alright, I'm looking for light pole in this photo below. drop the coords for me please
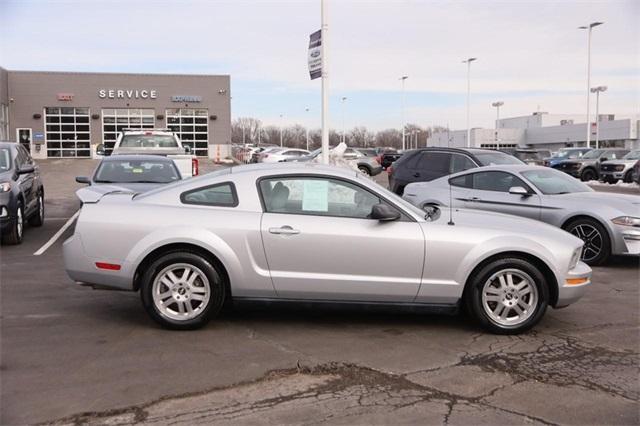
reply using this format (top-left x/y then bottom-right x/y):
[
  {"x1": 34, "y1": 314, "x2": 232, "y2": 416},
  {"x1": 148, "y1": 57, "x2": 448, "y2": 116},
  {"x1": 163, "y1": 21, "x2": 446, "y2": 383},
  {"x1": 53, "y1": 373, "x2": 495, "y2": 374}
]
[
  {"x1": 320, "y1": 0, "x2": 329, "y2": 164},
  {"x1": 341, "y1": 96, "x2": 347, "y2": 144},
  {"x1": 463, "y1": 58, "x2": 477, "y2": 148},
  {"x1": 492, "y1": 101, "x2": 503, "y2": 148},
  {"x1": 400, "y1": 76, "x2": 408, "y2": 150},
  {"x1": 590, "y1": 85, "x2": 607, "y2": 149},
  {"x1": 579, "y1": 22, "x2": 604, "y2": 148},
  {"x1": 305, "y1": 107, "x2": 310, "y2": 151},
  {"x1": 279, "y1": 113, "x2": 283, "y2": 147}
]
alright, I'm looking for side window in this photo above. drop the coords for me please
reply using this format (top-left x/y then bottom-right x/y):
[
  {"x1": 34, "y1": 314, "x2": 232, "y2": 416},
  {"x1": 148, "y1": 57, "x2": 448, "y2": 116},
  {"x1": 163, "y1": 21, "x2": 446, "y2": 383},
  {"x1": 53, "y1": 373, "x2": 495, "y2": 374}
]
[
  {"x1": 473, "y1": 171, "x2": 530, "y2": 193},
  {"x1": 451, "y1": 154, "x2": 476, "y2": 173},
  {"x1": 450, "y1": 174, "x2": 473, "y2": 188},
  {"x1": 260, "y1": 177, "x2": 383, "y2": 219},
  {"x1": 416, "y1": 152, "x2": 451, "y2": 174},
  {"x1": 180, "y1": 182, "x2": 238, "y2": 207}
]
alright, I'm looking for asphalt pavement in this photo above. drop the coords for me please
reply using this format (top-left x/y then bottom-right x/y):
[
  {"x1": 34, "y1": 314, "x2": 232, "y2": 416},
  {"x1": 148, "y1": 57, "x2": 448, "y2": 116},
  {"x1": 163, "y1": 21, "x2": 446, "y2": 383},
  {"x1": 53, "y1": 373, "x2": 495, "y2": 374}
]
[{"x1": 0, "y1": 159, "x2": 638, "y2": 425}]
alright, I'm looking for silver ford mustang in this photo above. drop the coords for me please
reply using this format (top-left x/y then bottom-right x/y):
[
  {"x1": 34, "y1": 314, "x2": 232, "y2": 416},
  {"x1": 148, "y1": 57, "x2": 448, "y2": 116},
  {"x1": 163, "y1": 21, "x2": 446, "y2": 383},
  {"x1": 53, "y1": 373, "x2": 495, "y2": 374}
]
[
  {"x1": 403, "y1": 165, "x2": 640, "y2": 265},
  {"x1": 63, "y1": 163, "x2": 591, "y2": 334}
]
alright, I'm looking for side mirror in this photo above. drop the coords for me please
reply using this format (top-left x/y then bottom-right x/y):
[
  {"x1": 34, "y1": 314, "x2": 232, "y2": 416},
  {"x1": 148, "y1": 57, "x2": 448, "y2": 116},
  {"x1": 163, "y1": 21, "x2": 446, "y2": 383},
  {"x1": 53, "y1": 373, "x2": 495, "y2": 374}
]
[
  {"x1": 75, "y1": 176, "x2": 91, "y2": 185},
  {"x1": 184, "y1": 145, "x2": 192, "y2": 154},
  {"x1": 370, "y1": 203, "x2": 401, "y2": 221},
  {"x1": 17, "y1": 165, "x2": 35, "y2": 175},
  {"x1": 96, "y1": 144, "x2": 105, "y2": 156},
  {"x1": 509, "y1": 186, "x2": 530, "y2": 196}
]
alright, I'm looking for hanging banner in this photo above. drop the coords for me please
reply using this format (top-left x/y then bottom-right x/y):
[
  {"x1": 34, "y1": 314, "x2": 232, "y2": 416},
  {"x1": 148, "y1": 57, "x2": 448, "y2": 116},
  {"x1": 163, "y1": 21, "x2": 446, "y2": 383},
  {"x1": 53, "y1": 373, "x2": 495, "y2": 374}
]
[{"x1": 308, "y1": 30, "x2": 322, "y2": 80}]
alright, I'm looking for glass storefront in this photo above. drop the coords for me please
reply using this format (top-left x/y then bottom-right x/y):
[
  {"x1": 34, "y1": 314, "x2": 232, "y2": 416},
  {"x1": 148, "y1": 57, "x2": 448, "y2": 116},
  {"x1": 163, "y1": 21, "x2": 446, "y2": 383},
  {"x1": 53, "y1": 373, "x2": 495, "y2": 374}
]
[
  {"x1": 102, "y1": 108, "x2": 155, "y2": 155},
  {"x1": 44, "y1": 107, "x2": 91, "y2": 158},
  {"x1": 166, "y1": 108, "x2": 209, "y2": 157}
]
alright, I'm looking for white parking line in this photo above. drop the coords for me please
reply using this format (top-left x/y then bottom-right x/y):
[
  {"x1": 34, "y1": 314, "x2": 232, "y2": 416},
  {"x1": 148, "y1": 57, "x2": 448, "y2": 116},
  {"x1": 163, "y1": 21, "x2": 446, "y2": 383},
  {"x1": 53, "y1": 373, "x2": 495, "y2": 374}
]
[{"x1": 33, "y1": 210, "x2": 80, "y2": 256}]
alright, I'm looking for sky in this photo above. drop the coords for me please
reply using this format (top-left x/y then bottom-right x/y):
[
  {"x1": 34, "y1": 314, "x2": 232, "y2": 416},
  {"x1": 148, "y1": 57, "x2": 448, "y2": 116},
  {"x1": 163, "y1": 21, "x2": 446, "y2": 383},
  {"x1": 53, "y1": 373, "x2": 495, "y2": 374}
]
[{"x1": 1, "y1": 0, "x2": 638, "y2": 131}]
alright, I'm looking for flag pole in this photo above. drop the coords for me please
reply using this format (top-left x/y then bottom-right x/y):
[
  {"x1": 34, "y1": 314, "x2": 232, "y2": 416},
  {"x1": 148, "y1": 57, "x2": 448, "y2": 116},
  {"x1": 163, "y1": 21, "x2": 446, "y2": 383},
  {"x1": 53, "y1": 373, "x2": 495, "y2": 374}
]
[{"x1": 321, "y1": 0, "x2": 329, "y2": 164}]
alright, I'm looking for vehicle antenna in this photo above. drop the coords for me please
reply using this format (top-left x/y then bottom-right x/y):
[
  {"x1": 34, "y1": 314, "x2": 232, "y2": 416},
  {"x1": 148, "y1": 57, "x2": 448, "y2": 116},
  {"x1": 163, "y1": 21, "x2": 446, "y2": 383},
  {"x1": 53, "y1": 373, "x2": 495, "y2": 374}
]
[{"x1": 447, "y1": 175, "x2": 455, "y2": 226}]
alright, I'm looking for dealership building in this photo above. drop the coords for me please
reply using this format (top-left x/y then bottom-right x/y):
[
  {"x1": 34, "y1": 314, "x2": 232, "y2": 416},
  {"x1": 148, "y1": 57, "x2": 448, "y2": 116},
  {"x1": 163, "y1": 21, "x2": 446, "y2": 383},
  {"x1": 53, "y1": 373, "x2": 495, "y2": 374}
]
[
  {"x1": 428, "y1": 112, "x2": 640, "y2": 151},
  {"x1": 0, "y1": 67, "x2": 231, "y2": 159}
]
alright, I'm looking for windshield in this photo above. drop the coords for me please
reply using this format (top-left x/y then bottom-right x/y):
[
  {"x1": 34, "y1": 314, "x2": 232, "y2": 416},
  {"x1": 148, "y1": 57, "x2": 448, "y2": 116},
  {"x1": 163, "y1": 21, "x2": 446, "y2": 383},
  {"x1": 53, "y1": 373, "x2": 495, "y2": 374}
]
[
  {"x1": 557, "y1": 149, "x2": 588, "y2": 159},
  {"x1": 95, "y1": 159, "x2": 181, "y2": 183},
  {"x1": 623, "y1": 150, "x2": 640, "y2": 160},
  {"x1": 522, "y1": 169, "x2": 592, "y2": 195},
  {"x1": 119, "y1": 134, "x2": 179, "y2": 148},
  {"x1": 0, "y1": 148, "x2": 11, "y2": 172},
  {"x1": 515, "y1": 151, "x2": 544, "y2": 161},
  {"x1": 474, "y1": 152, "x2": 524, "y2": 166},
  {"x1": 581, "y1": 149, "x2": 604, "y2": 159}
]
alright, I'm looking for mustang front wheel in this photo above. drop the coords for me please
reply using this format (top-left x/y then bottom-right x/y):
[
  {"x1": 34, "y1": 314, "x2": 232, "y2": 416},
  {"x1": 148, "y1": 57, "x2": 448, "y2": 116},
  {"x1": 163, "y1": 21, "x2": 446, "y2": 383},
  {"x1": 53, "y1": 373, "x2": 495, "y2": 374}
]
[
  {"x1": 465, "y1": 257, "x2": 548, "y2": 334},
  {"x1": 140, "y1": 251, "x2": 225, "y2": 330}
]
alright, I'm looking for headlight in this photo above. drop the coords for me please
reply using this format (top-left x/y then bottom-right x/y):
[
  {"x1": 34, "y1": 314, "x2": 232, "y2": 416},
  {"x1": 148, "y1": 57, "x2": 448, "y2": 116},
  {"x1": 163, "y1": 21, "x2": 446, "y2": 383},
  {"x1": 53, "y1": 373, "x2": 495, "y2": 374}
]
[
  {"x1": 569, "y1": 247, "x2": 581, "y2": 269},
  {"x1": 0, "y1": 182, "x2": 10, "y2": 193},
  {"x1": 612, "y1": 216, "x2": 640, "y2": 227}
]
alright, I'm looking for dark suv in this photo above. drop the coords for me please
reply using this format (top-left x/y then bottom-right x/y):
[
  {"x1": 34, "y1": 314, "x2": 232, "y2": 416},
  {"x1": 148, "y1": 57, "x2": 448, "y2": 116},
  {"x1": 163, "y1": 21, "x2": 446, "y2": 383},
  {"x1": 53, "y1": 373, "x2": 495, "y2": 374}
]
[
  {"x1": 553, "y1": 148, "x2": 629, "y2": 181},
  {"x1": 388, "y1": 148, "x2": 523, "y2": 195},
  {"x1": 0, "y1": 142, "x2": 45, "y2": 244}
]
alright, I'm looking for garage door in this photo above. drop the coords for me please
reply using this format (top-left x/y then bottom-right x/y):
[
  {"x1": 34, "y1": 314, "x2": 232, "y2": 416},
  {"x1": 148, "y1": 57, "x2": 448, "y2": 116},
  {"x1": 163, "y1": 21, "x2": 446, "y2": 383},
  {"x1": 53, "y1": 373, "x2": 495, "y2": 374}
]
[
  {"x1": 44, "y1": 107, "x2": 91, "y2": 158},
  {"x1": 166, "y1": 108, "x2": 209, "y2": 157},
  {"x1": 102, "y1": 109, "x2": 155, "y2": 155}
]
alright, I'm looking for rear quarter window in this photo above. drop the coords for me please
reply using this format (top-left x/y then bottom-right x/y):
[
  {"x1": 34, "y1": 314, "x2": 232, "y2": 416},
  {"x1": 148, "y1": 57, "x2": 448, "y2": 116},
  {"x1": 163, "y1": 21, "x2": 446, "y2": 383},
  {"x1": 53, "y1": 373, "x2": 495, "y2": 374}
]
[{"x1": 180, "y1": 182, "x2": 238, "y2": 207}]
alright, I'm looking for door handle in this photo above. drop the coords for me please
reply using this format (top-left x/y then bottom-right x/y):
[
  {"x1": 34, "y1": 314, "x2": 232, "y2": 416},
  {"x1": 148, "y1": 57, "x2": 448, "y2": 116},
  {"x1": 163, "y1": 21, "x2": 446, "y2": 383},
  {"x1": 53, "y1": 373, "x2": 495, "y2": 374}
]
[
  {"x1": 269, "y1": 226, "x2": 300, "y2": 235},
  {"x1": 413, "y1": 172, "x2": 421, "y2": 178},
  {"x1": 469, "y1": 196, "x2": 481, "y2": 202}
]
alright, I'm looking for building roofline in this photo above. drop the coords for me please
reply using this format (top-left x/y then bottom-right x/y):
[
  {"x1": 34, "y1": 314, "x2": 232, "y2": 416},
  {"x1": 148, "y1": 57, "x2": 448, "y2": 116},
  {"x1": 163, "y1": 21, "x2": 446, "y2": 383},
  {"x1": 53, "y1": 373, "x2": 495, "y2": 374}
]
[{"x1": 4, "y1": 69, "x2": 230, "y2": 78}]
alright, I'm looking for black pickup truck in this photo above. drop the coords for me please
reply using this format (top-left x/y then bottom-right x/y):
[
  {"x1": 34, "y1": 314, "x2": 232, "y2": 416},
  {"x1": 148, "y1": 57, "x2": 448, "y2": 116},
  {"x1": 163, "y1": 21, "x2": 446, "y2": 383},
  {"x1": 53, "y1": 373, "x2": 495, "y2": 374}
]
[{"x1": 378, "y1": 150, "x2": 403, "y2": 169}]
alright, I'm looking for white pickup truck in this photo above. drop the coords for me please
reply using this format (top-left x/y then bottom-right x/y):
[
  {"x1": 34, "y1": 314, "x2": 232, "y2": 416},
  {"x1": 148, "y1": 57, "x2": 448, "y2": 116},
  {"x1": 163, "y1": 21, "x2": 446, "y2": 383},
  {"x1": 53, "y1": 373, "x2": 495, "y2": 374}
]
[{"x1": 98, "y1": 129, "x2": 199, "y2": 178}]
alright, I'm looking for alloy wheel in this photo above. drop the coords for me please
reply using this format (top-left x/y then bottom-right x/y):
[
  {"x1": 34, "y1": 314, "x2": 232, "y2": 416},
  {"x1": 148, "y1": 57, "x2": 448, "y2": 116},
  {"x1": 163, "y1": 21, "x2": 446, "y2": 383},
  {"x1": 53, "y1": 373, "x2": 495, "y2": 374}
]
[
  {"x1": 481, "y1": 269, "x2": 539, "y2": 327},
  {"x1": 152, "y1": 263, "x2": 211, "y2": 321},
  {"x1": 570, "y1": 224, "x2": 602, "y2": 263}
]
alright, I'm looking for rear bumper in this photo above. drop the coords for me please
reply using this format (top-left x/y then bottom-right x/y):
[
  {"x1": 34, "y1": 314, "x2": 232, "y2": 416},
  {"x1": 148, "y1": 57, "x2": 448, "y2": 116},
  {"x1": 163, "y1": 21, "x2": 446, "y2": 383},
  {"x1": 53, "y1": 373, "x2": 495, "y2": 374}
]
[
  {"x1": 555, "y1": 261, "x2": 591, "y2": 308},
  {"x1": 63, "y1": 233, "x2": 134, "y2": 291}
]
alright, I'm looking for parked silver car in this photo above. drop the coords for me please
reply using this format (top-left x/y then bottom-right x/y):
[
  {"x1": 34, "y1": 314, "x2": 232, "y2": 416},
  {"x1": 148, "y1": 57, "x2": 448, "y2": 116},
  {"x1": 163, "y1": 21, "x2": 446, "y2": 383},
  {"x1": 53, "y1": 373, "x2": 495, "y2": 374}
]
[
  {"x1": 600, "y1": 150, "x2": 640, "y2": 183},
  {"x1": 403, "y1": 165, "x2": 640, "y2": 265},
  {"x1": 75, "y1": 155, "x2": 183, "y2": 193},
  {"x1": 64, "y1": 163, "x2": 590, "y2": 334}
]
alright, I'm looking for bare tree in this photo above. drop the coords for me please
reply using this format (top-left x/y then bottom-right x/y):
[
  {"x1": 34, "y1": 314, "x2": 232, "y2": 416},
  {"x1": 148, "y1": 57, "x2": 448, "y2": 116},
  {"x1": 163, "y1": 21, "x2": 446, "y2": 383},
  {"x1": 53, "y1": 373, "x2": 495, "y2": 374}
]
[
  {"x1": 231, "y1": 117, "x2": 262, "y2": 144},
  {"x1": 349, "y1": 126, "x2": 375, "y2": 147},
  {"x1": 375, "y1": 129, "x2": 402, "y2": 149}
]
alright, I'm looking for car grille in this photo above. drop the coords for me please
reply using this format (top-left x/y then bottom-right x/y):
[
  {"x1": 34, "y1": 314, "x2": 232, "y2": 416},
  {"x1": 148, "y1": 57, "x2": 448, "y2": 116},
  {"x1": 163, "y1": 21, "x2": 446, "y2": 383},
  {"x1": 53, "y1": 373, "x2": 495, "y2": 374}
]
[{"x1": 601, "y1": 164, "x2": 614, "y2": 171}]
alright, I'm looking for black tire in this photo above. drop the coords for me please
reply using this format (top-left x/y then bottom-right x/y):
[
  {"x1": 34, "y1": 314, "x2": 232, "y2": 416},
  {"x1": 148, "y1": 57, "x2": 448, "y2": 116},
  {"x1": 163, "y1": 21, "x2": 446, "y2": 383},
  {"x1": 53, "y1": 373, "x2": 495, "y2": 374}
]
[
  {"x1": 140, "y1": 251, "x2": 226, "y2": 330},
  {"x1": 1, "y1": 201, "x2": 24, "y2": 245},
  {"x1": 358, "y1": 165, "x2": 371, "y2": 176},
  {"x1": 581, "y1": 168, "x2": 597, "y2": 182},
  {"x1": 563, "y1": 217, "x2": 611, "y2": 266},
  {"x1": 28, "y1": 192, "x2": 45, "y2": 227},
  {"x1": 623, "y1": 170, "x2": 633, "y2": 183},
  {"x1": 464, "y1": 257, "x2": 549, "y2": 335}
]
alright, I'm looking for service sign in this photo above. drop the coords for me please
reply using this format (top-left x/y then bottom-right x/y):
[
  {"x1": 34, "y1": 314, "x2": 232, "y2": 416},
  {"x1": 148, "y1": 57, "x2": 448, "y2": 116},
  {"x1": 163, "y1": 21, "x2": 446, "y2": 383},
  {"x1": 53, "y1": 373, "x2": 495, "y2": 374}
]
[
  {"x1": 98, "y1": 89, "x2": 158, "y2": 99},
  {"x1": 308, "y1": 30, "x2": 322, "y2": 80}
]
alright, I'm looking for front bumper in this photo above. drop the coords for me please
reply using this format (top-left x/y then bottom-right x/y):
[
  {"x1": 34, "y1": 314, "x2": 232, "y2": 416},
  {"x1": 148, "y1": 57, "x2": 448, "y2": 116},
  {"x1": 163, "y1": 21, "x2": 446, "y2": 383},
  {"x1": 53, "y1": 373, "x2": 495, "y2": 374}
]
[
  {"x1": 600, "y1": 171, "x2": 624, "y2": 180},
  {"x1": 555, "y1": 261, "x2": 592, "y2": 308}
]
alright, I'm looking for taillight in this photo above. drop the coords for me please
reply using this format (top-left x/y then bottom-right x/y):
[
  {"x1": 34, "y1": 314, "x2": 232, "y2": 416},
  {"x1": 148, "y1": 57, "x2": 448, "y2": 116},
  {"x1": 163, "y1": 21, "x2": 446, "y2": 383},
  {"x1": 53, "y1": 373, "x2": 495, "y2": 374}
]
[{"x1": 192, "y1": 158, "x2": 199, "y2": 176}]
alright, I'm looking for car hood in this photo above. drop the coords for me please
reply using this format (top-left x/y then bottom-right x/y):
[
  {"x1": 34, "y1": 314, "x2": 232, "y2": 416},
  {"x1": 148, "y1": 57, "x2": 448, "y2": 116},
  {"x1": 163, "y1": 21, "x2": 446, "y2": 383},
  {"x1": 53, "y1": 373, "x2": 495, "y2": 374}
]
[
  {"x1": 549, "y1": 191, "x2": 640, "y2": 212},
  {"x1": 92, "y1": 182, "x2": 167, "y2": 193},
  {"x1": 0, "y1": 170, "x2": 13, "y2": 182},
  {"x1": 601, "y1": 159, "x2": 637, "y2": 166},
  {"x1": 434, "y1": 207, "x2": 582, "y2": 247}
]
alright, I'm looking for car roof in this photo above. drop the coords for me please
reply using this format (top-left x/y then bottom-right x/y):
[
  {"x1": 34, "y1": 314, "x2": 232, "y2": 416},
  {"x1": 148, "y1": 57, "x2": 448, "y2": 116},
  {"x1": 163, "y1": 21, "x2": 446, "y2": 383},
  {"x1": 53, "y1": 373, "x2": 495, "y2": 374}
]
[
  {"x1": 411, "y1": 147, "x2": 511, "y2": 155},
  {"x1": 449, "y1": 164, "x2": 547, "y2": 175},
  {"x1": 0, "y1": 142, "x2": 18, "y2": 150},
  {"x1": 102, "y1": 154, "x2": 175, "y2": 162},
  {"x1": 228, "y1": 162, "x2": 357, "y2": 177}
]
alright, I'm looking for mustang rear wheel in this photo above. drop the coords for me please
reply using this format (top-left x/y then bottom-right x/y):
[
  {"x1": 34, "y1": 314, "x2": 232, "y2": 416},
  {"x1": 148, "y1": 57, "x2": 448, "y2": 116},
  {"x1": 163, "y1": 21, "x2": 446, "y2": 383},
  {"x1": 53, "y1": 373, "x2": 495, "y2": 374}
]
[
  {"x1": 140, "y1": 251, "x2": 225, "y2": 330},
  {"x1": 464, "y1": 257, "x2": 548, "y2": 335}
]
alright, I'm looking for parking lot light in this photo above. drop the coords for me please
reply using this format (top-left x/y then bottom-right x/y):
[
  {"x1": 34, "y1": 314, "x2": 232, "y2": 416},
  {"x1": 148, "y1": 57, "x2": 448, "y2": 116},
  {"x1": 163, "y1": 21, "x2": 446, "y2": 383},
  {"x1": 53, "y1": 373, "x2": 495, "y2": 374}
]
[
  {"x1": 590, "y1": 85, "x2": 607, "y2": 149},
  {"x1": 579, "y1": 22, "x2": 604, "y2": 148},
  {"x1": 463, "y1": 58, "x2": 477, "y2": 148}
]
